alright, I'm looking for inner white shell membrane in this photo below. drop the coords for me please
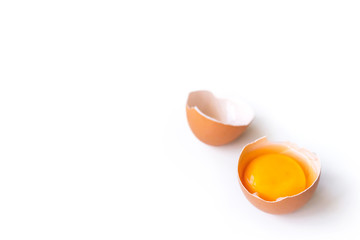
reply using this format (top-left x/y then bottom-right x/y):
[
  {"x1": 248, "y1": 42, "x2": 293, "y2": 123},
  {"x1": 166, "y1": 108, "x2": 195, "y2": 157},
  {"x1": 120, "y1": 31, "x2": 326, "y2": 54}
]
[{"x1": 187, "y1": 90, "x2": 255, "y2": 126}]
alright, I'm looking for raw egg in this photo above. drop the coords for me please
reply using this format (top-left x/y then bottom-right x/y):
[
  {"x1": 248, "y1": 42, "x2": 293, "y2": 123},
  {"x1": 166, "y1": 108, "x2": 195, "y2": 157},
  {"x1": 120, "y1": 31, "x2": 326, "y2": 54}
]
[
  {"x1": 186, "y1": 90, "x2": 254, "y2": 146},
  {"x1": 238, "y1": 137, "x2": 321, "y2": 214}
]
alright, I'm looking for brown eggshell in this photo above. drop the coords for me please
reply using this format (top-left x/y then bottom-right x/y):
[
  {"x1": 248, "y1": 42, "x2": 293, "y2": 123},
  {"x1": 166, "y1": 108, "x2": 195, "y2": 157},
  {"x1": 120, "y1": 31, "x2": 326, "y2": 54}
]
[
  {"x1": 237, "y1": 137, "x2": 321, "y2": 214},
  {"x1": 186, "y1": 90, "x2": 254, "y2": 146}
]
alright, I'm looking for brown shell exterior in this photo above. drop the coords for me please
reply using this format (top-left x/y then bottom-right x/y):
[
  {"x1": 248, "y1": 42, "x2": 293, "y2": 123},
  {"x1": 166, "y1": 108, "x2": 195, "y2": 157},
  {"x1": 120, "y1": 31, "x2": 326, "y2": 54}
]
[
  {"x1": 186, "y1": 106, "x2": 248, "y2": 146},
  {"x1": 239, "y1": 174, "x2": 320, "y2": 214}
]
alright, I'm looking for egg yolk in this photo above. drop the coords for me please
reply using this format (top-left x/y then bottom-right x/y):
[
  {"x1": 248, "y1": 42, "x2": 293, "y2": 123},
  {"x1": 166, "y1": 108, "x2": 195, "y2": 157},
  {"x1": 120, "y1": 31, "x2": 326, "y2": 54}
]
[{"x1": 243, "y1": 153, "x2": 306, "y2": 201}]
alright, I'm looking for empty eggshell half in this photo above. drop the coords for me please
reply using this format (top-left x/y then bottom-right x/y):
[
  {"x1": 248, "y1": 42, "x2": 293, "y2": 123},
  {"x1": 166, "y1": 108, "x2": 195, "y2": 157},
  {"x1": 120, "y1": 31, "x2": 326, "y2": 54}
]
[
  {"x1": 186, "y1": 90, "x2": 255, "y2": 146},
  {"x1": 238, "y1": 137, "x2": 321, "y2": 214}
]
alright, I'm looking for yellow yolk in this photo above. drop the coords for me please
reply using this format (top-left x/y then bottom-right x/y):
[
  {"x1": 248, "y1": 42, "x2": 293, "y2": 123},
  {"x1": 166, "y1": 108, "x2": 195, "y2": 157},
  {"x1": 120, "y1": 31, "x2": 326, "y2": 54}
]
[{"x1": 243, "y1": 153, "x2": 306, "y2": 201}]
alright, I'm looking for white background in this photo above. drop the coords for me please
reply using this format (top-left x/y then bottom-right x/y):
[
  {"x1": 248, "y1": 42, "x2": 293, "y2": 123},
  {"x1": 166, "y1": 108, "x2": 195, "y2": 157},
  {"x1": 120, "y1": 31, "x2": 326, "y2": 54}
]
[{"x1": 0, "y1": 0, "x2": 359, "y2": 239}]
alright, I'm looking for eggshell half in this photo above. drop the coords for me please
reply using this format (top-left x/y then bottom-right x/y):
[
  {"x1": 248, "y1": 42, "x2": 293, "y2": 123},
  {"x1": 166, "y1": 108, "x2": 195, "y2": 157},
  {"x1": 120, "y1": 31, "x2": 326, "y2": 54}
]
[
  {"x1": 237, "y1": 137, "x2": 321, "y2": 214},
  {"x1": 186, "y1": 90, "x2": 254, "y2": 146}
]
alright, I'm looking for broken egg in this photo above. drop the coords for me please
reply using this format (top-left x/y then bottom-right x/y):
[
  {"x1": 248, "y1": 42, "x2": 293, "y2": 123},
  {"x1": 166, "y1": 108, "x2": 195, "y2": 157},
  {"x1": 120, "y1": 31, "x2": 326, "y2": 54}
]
[
  {"x1": 238, "y1": 137, "x2": 321, "y2": 214},
  {"x1": 186, "y1": 90, "x2": 254, "y2": 146}
]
